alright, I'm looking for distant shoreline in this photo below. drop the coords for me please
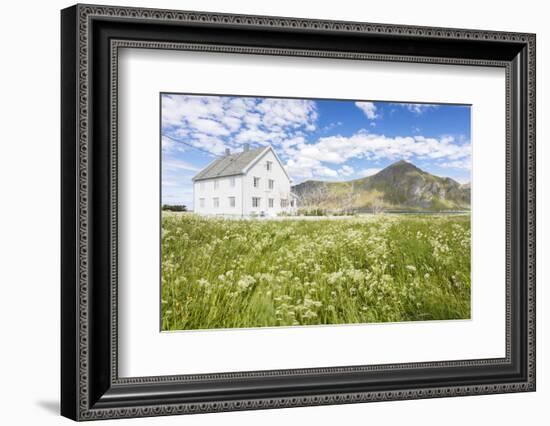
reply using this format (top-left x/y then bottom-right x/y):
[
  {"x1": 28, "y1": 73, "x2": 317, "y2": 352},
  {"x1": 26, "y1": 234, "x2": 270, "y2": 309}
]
[
  {"x1": 162, "y1": 211, "x2": 471, "y2": 221},
  {"x1": 382, "y1": 210, "x2": 470, "y2": 215}
]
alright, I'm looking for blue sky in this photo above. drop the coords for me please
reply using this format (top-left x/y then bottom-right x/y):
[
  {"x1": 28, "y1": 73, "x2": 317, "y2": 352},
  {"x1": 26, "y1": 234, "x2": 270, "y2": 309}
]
[{"x1": 161, "y1": 94, "x2": 471, "y2": 208}]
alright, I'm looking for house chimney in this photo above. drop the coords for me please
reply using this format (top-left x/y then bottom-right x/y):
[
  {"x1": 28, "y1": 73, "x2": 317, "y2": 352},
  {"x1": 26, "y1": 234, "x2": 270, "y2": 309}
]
[
  {"x1": 225, "y1": 148, "x2": 231, "y2": 156},
  {"x1": 243, "y1": 143, "x2": 250, "y2": 152}
]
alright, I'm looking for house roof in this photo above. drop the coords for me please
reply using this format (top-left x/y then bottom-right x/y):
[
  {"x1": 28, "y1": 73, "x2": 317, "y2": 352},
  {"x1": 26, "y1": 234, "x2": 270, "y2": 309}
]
[{"x1": 192, "y1": 146, "x2": 269, "y2": 181}]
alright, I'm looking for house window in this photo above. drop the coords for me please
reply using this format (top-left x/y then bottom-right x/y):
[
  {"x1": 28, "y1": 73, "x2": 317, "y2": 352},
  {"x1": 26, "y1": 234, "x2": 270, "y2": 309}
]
[
  {"x1": 229, "y1": 197, "x2": 236, "y2": 208},
  {"x1": 290, "y1": 199, "x2": 295, "y2": 207},
  {"x1": 213, "y1": 197, "x2": 219, "y2": 208},
  {"x1": 199, "y1": 198, "x2": 205, "y2": 208},
  {"x1": 200, "y1": 182, "x2": 205, "y2": 190},
  {"x1": 253, "y1": 177, "x2": 260, "y2": 188},
  {"x1": 230, "y1": 177, "x2": 236, "y2": 187},
  {"x1": 252, "y1": 197, "x2": 261, "y2": 208},
  {"x1": 268, "y1": 198, "x2": 274, "y2": 208},
  {"x1": 266, "y1": 161, "x2": 273, "y2": 171},
  {"x1": 214, "y1": 179, "x2": 220, "y2": 190},
  {"x1": 268, "y1": 179, "x2": 274, "y2": 190},
  {"x1": 280, "y1": 199, "x2": 289, "y2": 208}
]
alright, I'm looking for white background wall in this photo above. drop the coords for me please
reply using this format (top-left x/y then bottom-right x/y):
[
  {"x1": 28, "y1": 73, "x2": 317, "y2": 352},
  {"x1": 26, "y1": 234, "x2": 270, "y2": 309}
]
[{"x1": 0, "y1": 0, "x2": 547, "y2": 424}]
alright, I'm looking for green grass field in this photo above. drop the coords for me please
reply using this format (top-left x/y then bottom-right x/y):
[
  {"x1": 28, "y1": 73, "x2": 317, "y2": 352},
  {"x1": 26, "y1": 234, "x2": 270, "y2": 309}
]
[{"x1": 161, "y1": 213, "x2": 471, "y2": 331}]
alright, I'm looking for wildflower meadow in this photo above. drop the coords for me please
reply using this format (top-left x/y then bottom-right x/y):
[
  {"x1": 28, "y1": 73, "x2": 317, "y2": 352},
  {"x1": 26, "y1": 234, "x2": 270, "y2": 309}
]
[{"x1": 161, "y1": 213, "x2": 471, "y2": 331}]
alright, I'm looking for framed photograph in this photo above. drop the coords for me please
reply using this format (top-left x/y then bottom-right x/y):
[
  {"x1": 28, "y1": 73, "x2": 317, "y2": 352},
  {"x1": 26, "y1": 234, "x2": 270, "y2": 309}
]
[{"x1": 61, "y1": 4, "x2": 536, "y2": 421}]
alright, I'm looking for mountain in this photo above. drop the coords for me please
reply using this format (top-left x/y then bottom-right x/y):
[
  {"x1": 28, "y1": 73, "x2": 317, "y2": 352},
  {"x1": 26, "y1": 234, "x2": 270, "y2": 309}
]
[{"x1": 291, "y1": 160, "x2": 470, "y2": 213}]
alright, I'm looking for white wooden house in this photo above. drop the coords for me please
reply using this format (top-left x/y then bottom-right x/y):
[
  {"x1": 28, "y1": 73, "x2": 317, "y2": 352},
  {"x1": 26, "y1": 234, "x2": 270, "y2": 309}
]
[{"x1": 192, "y1": 144, "x2": 298, "y2": 217}]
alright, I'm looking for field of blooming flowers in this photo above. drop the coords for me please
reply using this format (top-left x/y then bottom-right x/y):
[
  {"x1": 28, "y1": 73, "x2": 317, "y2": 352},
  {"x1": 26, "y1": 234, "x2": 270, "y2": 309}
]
[{"x1": 161, "y1": 213, "x2": 471, "y2": 331}]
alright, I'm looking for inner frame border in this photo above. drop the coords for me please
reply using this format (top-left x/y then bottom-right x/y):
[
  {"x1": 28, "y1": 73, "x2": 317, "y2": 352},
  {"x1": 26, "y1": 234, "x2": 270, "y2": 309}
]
[{"x1": 111, "y1": 40, "x2": 511, "y2": 384}]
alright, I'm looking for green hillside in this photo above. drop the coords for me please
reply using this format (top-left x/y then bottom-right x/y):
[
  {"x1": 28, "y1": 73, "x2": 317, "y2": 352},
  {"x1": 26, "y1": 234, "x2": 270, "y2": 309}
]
[{"x1": 292, "y1": 160, "x2": 470, "y2": 213}]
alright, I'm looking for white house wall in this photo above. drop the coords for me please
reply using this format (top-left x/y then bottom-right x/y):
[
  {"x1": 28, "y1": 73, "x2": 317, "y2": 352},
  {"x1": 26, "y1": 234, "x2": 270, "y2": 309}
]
[
  {"x1": 242, "y1": 149, "x2": 295, "y2": 217},
  {"x1": 193, "y1": 175, "x2": 243, "y2": 216}
]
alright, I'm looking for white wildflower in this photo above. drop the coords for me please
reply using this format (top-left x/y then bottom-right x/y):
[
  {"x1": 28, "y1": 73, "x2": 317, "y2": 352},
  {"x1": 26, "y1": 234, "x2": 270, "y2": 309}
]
[
  {"x1": 197, "y1": 278, "x2": 210, "y2": 288},
  {"x1": 237, "y1": 275, "x2": 256, "y2": 291}
]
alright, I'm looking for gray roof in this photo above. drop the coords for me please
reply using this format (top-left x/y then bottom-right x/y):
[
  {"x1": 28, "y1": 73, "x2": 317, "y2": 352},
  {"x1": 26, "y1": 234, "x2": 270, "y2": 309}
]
[{"x1": 192, "y1": 147, "x2": 267, "y2": 181}]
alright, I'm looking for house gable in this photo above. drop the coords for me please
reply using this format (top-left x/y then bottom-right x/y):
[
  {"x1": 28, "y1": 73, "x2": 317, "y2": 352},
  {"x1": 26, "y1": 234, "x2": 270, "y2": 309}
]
[{"x1": 242, "y1": 146, "x2": 291, "y2": 183}]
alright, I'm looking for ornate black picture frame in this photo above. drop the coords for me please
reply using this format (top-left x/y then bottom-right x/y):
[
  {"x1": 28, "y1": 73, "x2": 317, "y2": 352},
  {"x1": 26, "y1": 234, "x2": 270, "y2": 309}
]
[{"x1": 61, "y1": 4, "x2": 536, "y2": 421}]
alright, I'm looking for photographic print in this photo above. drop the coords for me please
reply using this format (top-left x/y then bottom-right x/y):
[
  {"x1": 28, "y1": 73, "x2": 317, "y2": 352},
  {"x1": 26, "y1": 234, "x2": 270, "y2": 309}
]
[{"x1": 161, "y1": 93, "x2": 471, "y2": 331}]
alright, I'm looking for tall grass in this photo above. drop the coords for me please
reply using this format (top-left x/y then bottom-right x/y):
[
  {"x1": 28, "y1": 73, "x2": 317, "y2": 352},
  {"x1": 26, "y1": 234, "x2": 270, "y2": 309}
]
[{"x1": 161, "y1": 213, "x2": 471, "y2": 331}]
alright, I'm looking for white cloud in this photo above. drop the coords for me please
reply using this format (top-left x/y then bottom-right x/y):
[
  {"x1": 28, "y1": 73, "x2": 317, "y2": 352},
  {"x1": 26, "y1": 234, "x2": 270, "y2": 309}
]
[
  {"x1": 359, "y1": 167, "x2": 382, "y2": 177},
  {"x1": 282, "y1": 130, "x2": 471, "y2": 182},
  {"x1": 322, "y1": 122, "x2": 342, "y2": 132},
  {"x1": 162, "y1": 95, "x2": 224, "y2": 126},
  {"x1": 163, "y1": 159, "x2": 201, "y2": 172},
  {"x1": 355, "y1": 101, "x2": 378, "y2": 119},
  {"x1": 243, "y1": 113, "x2": 261, "y2": 127},
  {"x1": 161, "y1": 136, "x2": 175, "y2": 151},
  {"x1": 401, "y1": 103, "x2": 439, "y2": 115},
  {"x1": 316, "y1": 167, "x2": 339, "y2": 178},
  {"x1": 255, "y1": 98, "x2": 318, "y2": 129},
  {"x1": 338, "y1": 165, "x2": 355, "y2": 177},
  {"x1": 190, "y1": 117, "x2": 231, "y2": 136},
  {"x1": 300, "y1": 131, "x2": 470, "y2": 165},
  {"x1": 281, "y1": 136, "x2": 306, "y2": 150},
  {"x1": 162, "y1": 94, "x2": 318, "y2": 155},
  {"x1": 285, "y1": 157, "x2": 338, "y2": 181},
  {"x1": 235, "y1": 128, "x2": 287, "y2": 145},
  {"x1": 439, "y1": 159, "x2": 471, "y2": 169},
  {"x1": 299, "y1": 144, "x2": 346, "y2": 164},
  {"x1": 221, "y1": 115, "x2": 242, "y2": 132},
  {"x1": 358, "y1": 168, "x2": 382, "y2": 177}
]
